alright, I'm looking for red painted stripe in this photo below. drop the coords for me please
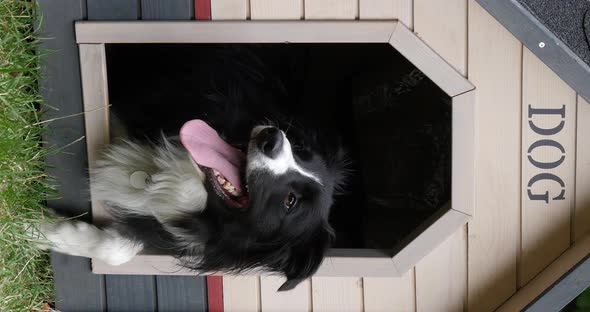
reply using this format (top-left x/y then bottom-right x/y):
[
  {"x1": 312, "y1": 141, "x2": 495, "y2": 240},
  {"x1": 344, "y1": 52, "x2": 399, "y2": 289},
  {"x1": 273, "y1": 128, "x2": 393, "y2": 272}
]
[
  {"x1": 195, "y1": 0, "x2": 211, "y2": 20},
  {"x1": 207, "y1": 276, "x2": 224, "y2": 312}
]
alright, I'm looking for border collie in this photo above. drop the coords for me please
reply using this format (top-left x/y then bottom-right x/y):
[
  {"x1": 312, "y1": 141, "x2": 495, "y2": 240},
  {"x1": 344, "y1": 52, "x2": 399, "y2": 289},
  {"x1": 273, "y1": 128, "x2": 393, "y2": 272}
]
[{"x1": 37, "y1": 45, "x2": 348, "y2": 291}]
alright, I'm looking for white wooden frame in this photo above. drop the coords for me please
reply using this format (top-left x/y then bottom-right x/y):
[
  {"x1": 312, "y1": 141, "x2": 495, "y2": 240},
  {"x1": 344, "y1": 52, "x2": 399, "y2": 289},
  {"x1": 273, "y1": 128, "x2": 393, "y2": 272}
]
[{"x1": 76, "y1": 20, "x2": 475, "y2": 277}]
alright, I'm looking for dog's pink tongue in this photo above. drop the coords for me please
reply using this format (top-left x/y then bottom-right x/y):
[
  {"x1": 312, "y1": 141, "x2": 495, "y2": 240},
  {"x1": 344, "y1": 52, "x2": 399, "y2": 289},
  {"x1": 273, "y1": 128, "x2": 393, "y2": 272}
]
[{"x1": 180, "y1": 120, "x2": 245, "y2": 192}]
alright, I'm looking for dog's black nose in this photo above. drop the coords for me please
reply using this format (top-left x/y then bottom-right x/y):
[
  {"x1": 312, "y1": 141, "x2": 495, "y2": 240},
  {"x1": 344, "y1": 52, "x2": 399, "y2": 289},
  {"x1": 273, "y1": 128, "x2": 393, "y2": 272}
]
[{"x1": 257, "y1": 127, "x2": 283, "y2": 158}]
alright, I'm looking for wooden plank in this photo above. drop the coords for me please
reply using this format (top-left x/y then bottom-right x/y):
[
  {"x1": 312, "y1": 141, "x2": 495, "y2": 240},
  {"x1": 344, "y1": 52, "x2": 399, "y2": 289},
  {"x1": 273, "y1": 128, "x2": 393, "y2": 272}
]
[
  {"x1": 525, "y1": 255, "x2": 590, "y2": 312},
  {"x1": 467, "y1": 1, "x2": 522, "y2": 310},
  {"x1": 79, "y1": 44, "x2": 111, "y2": 223},
  {"x1": 207, "y1": 276, "x2": 224, "y2": 312},
  {"x1": 415, "y1": 229, "x2": 467, "y2": 312},
  {"x1": 250, "y1": 0, "x2": 303, "y2": 19},
  {"x1": 414, "y1": 0, "x2": 467, "y2": 75},
  {"x1": 51, "y1": 254, "x2": 106, "y2": 311},
  {"x1": 156, "y1": 276, "x2": 207, "y2": 311},
  {"x1": 391, "y1": 207, "x2": 469, "y2": 274},
  {"x1": 223, "y1": 276, "x2": 261, "y2": 312},
  {"x1": 389, "y1": 22, "x2": 474, "y2": 97},
  {"x1": 520, "y1": 47, "x2": 577, "y2": 286},
  {"x1": 196, "y1": 0, "x2": 212, "y2": 19},
  {"x1": 75, "y1": 21, "x2": 396, "y2": 44},
  {"x1": 141, "y1": 0, "x2": 193, "y2": 19},
  {"x1": 311, "y1": 277, "x2": 363, "y2": 312},
  {"x1": 260, "y1": 277, "x2": 311, "y2": 311},
  {"x1": 304, "y1": 0, "x2": 357, "y2": 19},
  {"x1": 359, "y1": 0, "x2": 412, "y2": 28},
  {"x1": 87, "y1": 0, "x2": 140, "y2": 20},
  {"x1": 413, "y1": 2, "x2": 469, "y2": 310},
  {"x1": 105, "y1": 275, "x2": 157, "y2": 310},
  {"x1": 496, "y1": 232, "x2": 590, "y2": 312},
  {"x1": 575, "y1": 95, "x2": 590, "y2": 241},
  {"x1": 363, "y1": 271, "x2": 416, "y2": 312},
  {"x1": 211, "y1": 0, "x2": 248, "y2": 19}
]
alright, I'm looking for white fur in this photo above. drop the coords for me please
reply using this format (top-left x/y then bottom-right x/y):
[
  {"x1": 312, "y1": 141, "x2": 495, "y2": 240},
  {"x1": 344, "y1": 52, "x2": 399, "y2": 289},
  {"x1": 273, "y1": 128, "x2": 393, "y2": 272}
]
[
  {"x1": 247, "y1": 126, "x2": 322, "y2": 184},
  {"x1": 38, "y1": 221, "x2": 143, "y2": 265},
  {"x1": 91, "y1": 138, "x2": 208, "y2": 223}
]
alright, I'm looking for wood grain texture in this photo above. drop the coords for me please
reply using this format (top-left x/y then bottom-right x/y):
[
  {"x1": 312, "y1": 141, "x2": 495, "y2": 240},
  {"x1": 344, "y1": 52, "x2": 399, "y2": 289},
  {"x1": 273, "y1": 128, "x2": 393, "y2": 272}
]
[
  {"x1": 413, "y1": 3, "x2": 469, "y2": 309},
  {"x1": 75, "y1": 21, "x2": 395, "y2": 44},
  {"x1": 359, "y1": 0, "x2": 412, "y2": 28},
  {"x1": 389, "y1": 22, "x2": 474, "y2": 97},
  {"x1": 415, "y1": 229, "x2": 467, "y2": 312},
  {"x1": 141, "y1": 0, "x2": 193, "y2": 19},
  {"x1": 520, "y1": 47, "x2": 577, "y2": 286},
  {"x1": 105, "y1": 275, "x2": 157, "y2": 311},
  {"x1": 311, "y1": 277, "x2": 363, "y2": 312},
  {"x1": 363, "y1": 271, "x2": 416, "y2": 312},
  {"x1": 79, "y1": 44, "x2": 111, "y2": 223},
  {"x1": 223, "y1": 276, "x2": 261, "y2": 312},
  {"x1": 208, "y1": 276, "x2": 224, "y2": 312},
  {"x1": 467, "y1": 1, "x2": 522, "y2": 310},
  {"x1": 211, "y1": 0, "x2": 248, "y2": 19},
  {"x1": 496, "y1": 232, "x2": 590, "y2": 312},
  {"x1": 156, "y1": 276, "x2": 207, "y2": 311},
  {"x1": 51, "y1": 254, "x2": 106, "y2": 311},
  {"x1": 414, "y1": 0, "x2": 467, "y2": 75},
  {"x1": 575, "y1": 95, "x2": 590, "y2": 241},
  {"x1": 260, "y1": 277, "x2": 311, "y2": 312},
  {"x1": 304, "y1": 0, "x2": 358, "y2": 19},
  {"x1": 250, "y1": 0, "x2": 303, "y2": 19},
  {"x1": 87, "y1": 0, "x2": 140, "y2": 19}
]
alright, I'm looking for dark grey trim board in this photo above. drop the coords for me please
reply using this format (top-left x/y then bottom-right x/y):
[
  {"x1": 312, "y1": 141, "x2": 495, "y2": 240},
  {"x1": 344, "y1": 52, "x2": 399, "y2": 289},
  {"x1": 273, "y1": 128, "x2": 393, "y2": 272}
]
[
  {"x1": 38, "y1": 0, "x2": 108, "y2": 309},
  {"x1": 475, "y1": 0, "x2": 590, "y2": 103},
  {"x1": 524, "y1": 255, "x2": 590, "y2": 312}
]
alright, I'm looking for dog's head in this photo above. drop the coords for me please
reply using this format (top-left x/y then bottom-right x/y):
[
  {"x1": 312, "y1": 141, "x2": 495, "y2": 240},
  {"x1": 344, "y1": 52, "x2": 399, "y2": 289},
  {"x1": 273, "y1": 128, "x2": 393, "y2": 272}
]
[
  {"x1": 180, "y1": 120, "x2": 346, "y2": 290},
  {"x1": 243, "y1": 125, "x2": 346, "y2": 290}
]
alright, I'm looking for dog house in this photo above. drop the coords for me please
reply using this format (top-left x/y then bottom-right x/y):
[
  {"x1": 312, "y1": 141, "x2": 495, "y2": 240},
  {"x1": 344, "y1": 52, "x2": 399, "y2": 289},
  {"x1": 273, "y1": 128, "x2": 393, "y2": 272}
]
[{"x1": 76, "y1": 21, "x2": 475, "y2": 278}]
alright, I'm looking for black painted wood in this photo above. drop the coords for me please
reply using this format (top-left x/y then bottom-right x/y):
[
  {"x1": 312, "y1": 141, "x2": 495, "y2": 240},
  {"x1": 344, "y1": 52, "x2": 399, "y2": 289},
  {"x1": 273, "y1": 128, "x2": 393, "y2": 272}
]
[
  {"x1": 476, "y1": 0, "x2": 590, "y2": 103},
  {"x1": 141, "y1": 0, "x2": 193, "y2": 20},
  {"x1": 38, "y1": 0, "x2": 108, "y2": 309},
  {"x1": 51, "y1": 254, "x2": 107, "y2": 311},
  {"x1": 106, "y1": 275, "x2": 157, "y2": 311},
  {"x1": 156, "y1": 276, "x2": 208, "y2": 311},
  {"x1": 525, "y1": 255, "x2": 590, "y2": 312},
  {"x1": 87, "y1": 0, "x2": 140, "y2": 20}
]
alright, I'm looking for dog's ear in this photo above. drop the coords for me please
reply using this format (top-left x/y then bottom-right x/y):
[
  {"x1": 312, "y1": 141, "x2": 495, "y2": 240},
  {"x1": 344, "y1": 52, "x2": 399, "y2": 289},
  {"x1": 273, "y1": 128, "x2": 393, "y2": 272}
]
[
  {"x1": 277, "y1": 221, "x2": 335, "y2": 292},
  {"x1": 328, "y1": 146, "x2": 351, "y2": 195}
]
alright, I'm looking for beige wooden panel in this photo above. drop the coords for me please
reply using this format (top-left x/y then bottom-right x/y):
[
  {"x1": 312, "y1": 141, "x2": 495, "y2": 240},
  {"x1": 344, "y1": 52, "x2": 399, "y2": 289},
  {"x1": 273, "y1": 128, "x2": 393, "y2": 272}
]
[
  {"x1": 312, "y1": 277, "x2": 363, "y2": 312},
  {"x1": 211, "y1": 0, "x2": 248, "y2": 19},
  {"x1": 250, "y1": 0, "x2": 302, "y2": 19},
  {"x1": 415, "y1": 228, "x2": 466, "y2": 312},
  {"x1": 467, "y1": 1, "x2": 522, "y2": 310},
  {"x1": 79, "y1": 44, "x2": 110, "y2": 223},
  {"x1": 75, "y1": 21, "x2": 395, "y2": 44},
  {"x1": 520, "y1": 48, "x2": 577, "y2": 286},
  {"x1": 497, "y1": 232, "x2": 590, "y2": 312},
  {"x1": 260, "y1": 277, "x2": 311, "y2": 312},
  {"x1": 414, "y1": 0, "x2": 466, "y2": 75},
  {"x1": 223, "y1": 276, "x2": 261, "y2": 312},
  {"x1": 389, "y1": 23, "x2": 474, "y2": 97},
  {"x1": 363, "y1": 270, "x2": 416, "y2": 312},
  {"x1": 576, "y1": 95, "x2": 590, "y2": 241},
  {"x1": 305, "y1": 0, "x2": 357, "y2": 19},
  {"x1": 413, "y1": 3, "x2": 468, "y2": 309},
  {"x1": 359, "y1": 0, "x2": 412, "y2": 28}
]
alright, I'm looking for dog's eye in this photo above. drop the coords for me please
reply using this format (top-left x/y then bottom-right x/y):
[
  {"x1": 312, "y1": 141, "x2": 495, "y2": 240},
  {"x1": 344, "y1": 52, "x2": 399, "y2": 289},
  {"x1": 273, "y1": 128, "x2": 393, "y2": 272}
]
[{"x1": 284, "y1": 192, "x2": 297, "y2": 209}]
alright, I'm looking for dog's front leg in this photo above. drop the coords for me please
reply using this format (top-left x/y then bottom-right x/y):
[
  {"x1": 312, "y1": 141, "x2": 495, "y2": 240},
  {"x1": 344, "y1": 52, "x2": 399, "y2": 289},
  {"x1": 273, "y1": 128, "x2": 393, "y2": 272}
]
[{"x1": 35, "y1": 221, "x2": 143, "y2": 265}]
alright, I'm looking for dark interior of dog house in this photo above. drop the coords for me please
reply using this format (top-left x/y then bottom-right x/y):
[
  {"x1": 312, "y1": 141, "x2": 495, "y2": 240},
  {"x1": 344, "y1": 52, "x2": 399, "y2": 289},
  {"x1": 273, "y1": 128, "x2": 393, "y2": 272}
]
[{"x1": 105, "y1": 43, "x2": 452, "y2": 250}]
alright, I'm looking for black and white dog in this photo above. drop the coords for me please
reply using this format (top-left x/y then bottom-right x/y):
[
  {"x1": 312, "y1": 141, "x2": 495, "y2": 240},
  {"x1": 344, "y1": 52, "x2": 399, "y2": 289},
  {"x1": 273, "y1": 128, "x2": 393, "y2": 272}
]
[{"x1": 38, "y1": 45, "x2": 348, "y2": 291}]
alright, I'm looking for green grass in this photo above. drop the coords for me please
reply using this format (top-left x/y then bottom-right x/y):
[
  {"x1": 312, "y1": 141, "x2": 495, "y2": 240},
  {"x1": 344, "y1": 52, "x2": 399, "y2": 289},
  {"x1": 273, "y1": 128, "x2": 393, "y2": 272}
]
[{"x1": 0, "y1": 0, "x2": 55, "y2": 310}]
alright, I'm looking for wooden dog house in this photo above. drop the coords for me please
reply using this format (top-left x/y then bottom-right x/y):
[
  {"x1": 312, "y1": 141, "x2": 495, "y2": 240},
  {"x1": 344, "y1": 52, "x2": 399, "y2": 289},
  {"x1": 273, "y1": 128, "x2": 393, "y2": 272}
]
[
  {"x1": 78, "y1": 20, "x2": 475, "y2": 278},
  {"x1": 41, "y1": 0, "x2": 590, "y2": 310}
]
